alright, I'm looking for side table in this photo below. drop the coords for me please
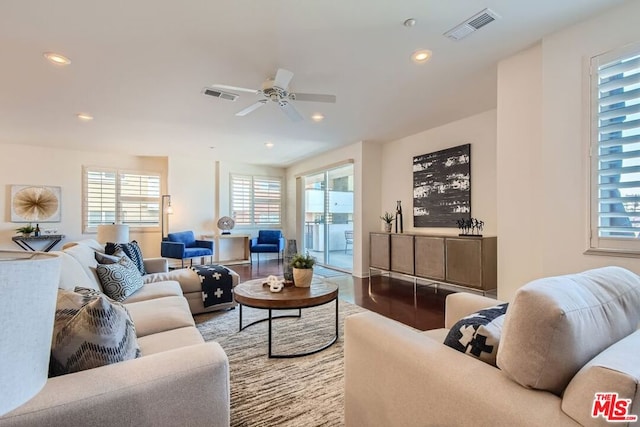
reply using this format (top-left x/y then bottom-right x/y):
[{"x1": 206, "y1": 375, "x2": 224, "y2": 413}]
[{"x1": 11, "y1": 235, "x2": 65, "y2": 252}]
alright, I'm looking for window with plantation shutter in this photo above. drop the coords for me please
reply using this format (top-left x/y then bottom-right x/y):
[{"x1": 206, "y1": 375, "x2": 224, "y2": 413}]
[
  {"x1": 230, "y1": 174, "x2": 282, "y2": 226},
  {"x1": 590, "y1": 42, "x2": 640, "y2": 253},
  {"x1": 83, "y1": 167, "x2": 161, "y2": 233}
]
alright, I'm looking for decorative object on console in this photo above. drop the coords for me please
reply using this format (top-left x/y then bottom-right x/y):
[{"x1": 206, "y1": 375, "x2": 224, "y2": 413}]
[
  {"x1": 15, "y1": 223, "x2": 36, "y2": 237},
  {"x1": 395, "y1": 201, "x2": 404, "y2": 233},
  {"x1": 217, "y1": 216, "x2": 235, "y2": 235},
  {"x1": 380, "y1": 212, "x2": 394, "y2": 233},
  {"x1": 161, "y1": 194, "x2": 173, "y2": 239},
  {"x1": 0, "y1": 251, "x2": 61, "y2": 416},
  {"x1": 444, "y1": 303, "x2": 508, "y2": 366},
  {"x1": 290, "y1": 253, "x2": 316, "y2": 287},
  {"x1": 413, "y1": 144, "x2": 471, "y2": 227},
  {"x1": 283, "y1": 239, "x2": 298, "y2": 282},
  {"x1": 96, "y1": 224, "x2": 130, "y2": 244},
  {"x1": 10, "y1": 185, "x2": 61, "y2": 222},
  {"x1": 456, "y1": 217, "x2": 484, "y2": 236}
]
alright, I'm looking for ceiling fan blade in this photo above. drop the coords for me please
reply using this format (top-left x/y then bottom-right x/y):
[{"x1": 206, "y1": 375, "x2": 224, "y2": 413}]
[
  {"x1": 291, "y1": 92, "x2": 336, "y2": 103},
  {"x1": 235, "y1": 100, "x2": 267, "y2": 116},
  {"x1": 278, "y1": 101, "x2": 303, "y2": 122},
  {"x1": 211, "y1": 84, "x2": 260, "y2": 94},
  {"x1": 273, "y1": 68, "x2": 294, "y2": 89}
]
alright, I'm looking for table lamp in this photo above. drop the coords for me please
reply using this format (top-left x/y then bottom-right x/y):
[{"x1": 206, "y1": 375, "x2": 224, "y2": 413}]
[
  {"x1": 0, "y1": 251, "x2": 61, "y2": 415},
  {"x1": 96, "y1": 224, "x2": 130, "y2": 244}
]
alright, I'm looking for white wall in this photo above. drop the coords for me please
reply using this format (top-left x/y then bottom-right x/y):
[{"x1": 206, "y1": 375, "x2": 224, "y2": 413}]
[
  {"x1": 496, "y1": 44, "x2": 544, "y2": 300},
  {"x1": 380, "y1": 110, "x2": 498, "y2": 236},
  {"x1": 0, "y1": 142, "x2": 167, "y2": 255},
  {"x1": 496, "y1": 0, "x2": 640, "y2": 300}
]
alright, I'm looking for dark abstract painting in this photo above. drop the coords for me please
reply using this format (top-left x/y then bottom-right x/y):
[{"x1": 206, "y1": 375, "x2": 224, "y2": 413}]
[{"x1": 413, "y1": 144, "x2": 471, "y2": 227}]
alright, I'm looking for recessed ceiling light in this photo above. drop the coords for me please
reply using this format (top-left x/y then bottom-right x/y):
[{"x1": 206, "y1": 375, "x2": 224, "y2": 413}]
[
  {"x1": 76, "y1": 113, "x2": 93, "y2": 121},
  {"x1": 311, "y1": 113, "x2": 325, "y2": 122},
  {"x1": 403, "y1": 18, "x2": 416, "y2": 27},
  {"x1": 265, "y1": 142, "x2": 274, "y2": 148},
  {"x1": 412, "y1": 49, "x2": 432, "y2": 64},
  {"x1": 43, "y1": 52, "x2": 71, "y2": 66}
]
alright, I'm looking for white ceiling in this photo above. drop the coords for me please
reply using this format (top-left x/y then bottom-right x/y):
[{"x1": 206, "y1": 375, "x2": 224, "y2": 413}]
[{"x1": 0, "y1": 0, "x2": 628, "y2": 166}]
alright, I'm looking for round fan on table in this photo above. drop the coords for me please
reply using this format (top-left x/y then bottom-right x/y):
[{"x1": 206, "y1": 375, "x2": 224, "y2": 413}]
[{"x1": 217, "y1": 216, "x2": 235, "y2": 235}]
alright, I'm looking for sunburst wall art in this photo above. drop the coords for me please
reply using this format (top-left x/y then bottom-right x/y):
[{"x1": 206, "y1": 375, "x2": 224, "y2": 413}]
[{"x1": 11, "y1": 185, "x2": 61, "y2": 223}]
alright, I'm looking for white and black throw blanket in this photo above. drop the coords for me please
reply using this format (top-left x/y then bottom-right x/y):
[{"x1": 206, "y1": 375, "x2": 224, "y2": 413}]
[{"x1": 191, "y1": 265, "x2": 234, "y2": 308}]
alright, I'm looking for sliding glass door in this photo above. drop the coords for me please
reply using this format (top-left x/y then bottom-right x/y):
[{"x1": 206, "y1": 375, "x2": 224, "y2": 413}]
[{"x1": 302, "y1": 163, "x2": 354, "y2": 271}]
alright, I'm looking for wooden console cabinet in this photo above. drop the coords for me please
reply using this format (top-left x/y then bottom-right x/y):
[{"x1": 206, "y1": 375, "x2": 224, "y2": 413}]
[{"x1": 370, "y1": 232, "x2": 497, "y2": 292}]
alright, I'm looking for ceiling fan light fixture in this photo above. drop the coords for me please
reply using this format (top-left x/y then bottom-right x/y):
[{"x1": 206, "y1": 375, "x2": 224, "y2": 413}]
[
  {"x1": 412, "y1": 49, "x2": 432, "y2": 64},
  {"x1": 43, "y1": 52, "x2": 71, "y2": 66},
  {"x1": 311, "y1": 113, "x2": 325, "y2": 122}
]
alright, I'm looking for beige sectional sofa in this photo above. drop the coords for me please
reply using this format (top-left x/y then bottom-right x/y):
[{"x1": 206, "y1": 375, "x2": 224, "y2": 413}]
[
  {"x1": 345, "y1": 266, "x2": 640, "y2": 427},
  {"x1": 0, "y1": 239, "x2": 231, "y2": 427}
]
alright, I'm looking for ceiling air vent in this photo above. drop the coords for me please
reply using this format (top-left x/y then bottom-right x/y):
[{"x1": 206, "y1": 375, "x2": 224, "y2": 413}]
[
  {"x1": 444, "y1": 8, "x2": 500, "y2": 41},
  {"x1": 202, "y1": 87, "x2": 238, "y2": 101}
]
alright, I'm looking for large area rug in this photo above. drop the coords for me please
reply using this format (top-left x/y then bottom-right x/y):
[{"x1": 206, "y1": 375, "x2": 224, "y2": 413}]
[{"x1": 195, "y1": 297, "x2": 367, "y2": 427}]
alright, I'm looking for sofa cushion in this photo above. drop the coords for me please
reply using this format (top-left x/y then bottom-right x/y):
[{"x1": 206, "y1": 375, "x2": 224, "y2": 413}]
[
  {"x1": 63, "y1": 242, "x2": 102, "y2": 290},
  {"x1": 57, "y1": 251, "x2": 101, "y2": 291},
  {"x1": 105, "y1": 241, "x2": 146, "y2": 275},
  {"x1": 125, "y1": 296, "x2": 195, "y2": 337},
  {"x1": 96, "y1": 255, "x2": 144, "y2": 302},
  {"x1": 143, "y1": 268, "x2": 202, "y2": 293},
  {"x1": 561, "y1": 330, "x2": 640, "y2": 426},
  {"x1": 50, "y1": 288, "x2": 140, "y2": 377},
  {"x1": 497, "y1": 266, "x2": 640, "y2": 396},
  {"x1": 124, "y1": 280, "x2": 183, "y2": 303},
  {"x1": 137, "y1": 326, "x2": 204, "y2": 356},
  {"x1": 443, "y1": 303, "x2": 508, "y2": 366}
]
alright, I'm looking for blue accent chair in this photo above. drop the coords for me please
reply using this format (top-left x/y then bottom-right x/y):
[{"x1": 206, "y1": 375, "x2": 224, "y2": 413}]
[
  {"x1": 161, "y1": 230, "x2": 214, "y2": 268},
  {"x1": 249, "y1": 230, "x2": 285, "y2": 264}
]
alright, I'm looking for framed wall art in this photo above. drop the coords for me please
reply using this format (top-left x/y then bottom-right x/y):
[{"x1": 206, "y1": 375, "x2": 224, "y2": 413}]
[
  {"x1": 11, "y1": 185, "x2": 61, "y2": 223},
  {"x1": 413, "y1": 144, "x2": 470, "y2": 227}
]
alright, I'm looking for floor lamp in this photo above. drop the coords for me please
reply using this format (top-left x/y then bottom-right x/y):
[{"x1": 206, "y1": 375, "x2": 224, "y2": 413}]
[{"x1": 161, "y1": 194, "x2": 173, "y2": 239}]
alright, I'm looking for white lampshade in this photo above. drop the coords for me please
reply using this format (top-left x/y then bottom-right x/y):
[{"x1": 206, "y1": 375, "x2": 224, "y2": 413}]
[
  {"x1": 96, "y1": 224, "x2": 130, "y2": 244},
  {"x1": 0, "y1": 251, "x2": 61, "y2": 415}
]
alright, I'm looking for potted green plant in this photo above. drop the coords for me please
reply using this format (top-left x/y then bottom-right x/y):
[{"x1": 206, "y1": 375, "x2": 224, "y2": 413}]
[
  {"x1": 290, "y1": 253, "x2": 316, "y2": 287},
  {"x1": 380, "y1": 212, "x2": 395, "y2": 232},
  {"x1": 16, "y1": 224, "x2": 36, "y2": 237}
]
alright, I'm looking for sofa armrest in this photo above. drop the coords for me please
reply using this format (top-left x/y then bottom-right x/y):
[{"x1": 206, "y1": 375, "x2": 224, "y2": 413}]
[
  {"x1": 143, "y1": 257, "x2": 169, "y2": 274},
  {"x1": 444, "y1": 292, "x2": 505, "y2": 329},
  {"x1": 344, "y1": 311, "x2": 577, "y2": 427},
  {"x1": 161, "y1": 241, "x2": 185, "y2": 259},
  {"x1": 0, "y1": 342, "x2": 229, "y2": 427},
  {"x1": 194, "y1": 239, "x2": 214, "y2": 251}
]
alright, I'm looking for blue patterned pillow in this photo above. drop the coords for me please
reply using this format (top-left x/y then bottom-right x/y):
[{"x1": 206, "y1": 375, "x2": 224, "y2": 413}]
[
  {"x1": 96, "y1": 255, "x2": 144, "y2": 301},
  {"x1": 444, "y1": 303, "x2": 508, "y2": 366},
  {"x1": 105, "y1": 241, "x2": 146, "y2": 275}
]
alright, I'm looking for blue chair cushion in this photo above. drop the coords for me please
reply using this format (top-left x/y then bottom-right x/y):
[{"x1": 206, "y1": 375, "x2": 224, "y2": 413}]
[
  {"x1": 184, "y1": 247, "x2": 212, "y2": 258},
  {"x1": 167, "y1": 231, "x2": 196, "y2": 247},
  {"x1": 258, "y1": 230, "x2": 282, "y2": 245},
  {"x1": 251, "y1": 243, "x2": 279, "y2": 253}
]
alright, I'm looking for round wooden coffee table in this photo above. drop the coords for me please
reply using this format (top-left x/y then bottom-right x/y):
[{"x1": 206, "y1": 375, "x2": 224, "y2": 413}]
[{"x1": 233, "y1": 277, "x2": 339, "y2": 358}]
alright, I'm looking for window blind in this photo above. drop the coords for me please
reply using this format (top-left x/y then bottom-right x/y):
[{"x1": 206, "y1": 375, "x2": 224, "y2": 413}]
[
  {"x1": 83, "y1": 167, "x2": 161, "y2": 232},
  {"x1": 231, "y1": 174, "x2": 282, "y2": 226},
  {"x1": 593, "y1": 47, "x2": 640, "y2": 242}
]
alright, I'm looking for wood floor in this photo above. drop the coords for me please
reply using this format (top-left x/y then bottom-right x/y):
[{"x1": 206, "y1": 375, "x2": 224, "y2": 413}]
[{"x1": 230, "y1": 258, "x2": 453, "y2": 331}]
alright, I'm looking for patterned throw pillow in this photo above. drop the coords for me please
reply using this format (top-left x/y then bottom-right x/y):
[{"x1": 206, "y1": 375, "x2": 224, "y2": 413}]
[
  {"x1": 96, "y1": 255, "x2": 144, "y2": 301},
  {"x1": 49, "y1": 287, "x2": 140, "y2": 377},
  {"x1": 443, "y1": 303, "x2": 508, "y2": 366},
  {"x1": 105, "y1": 241, "x2": 146, "y2": 275},
  {"x1": 94, "y1": 251, "x2": 120, "y2": 265}
]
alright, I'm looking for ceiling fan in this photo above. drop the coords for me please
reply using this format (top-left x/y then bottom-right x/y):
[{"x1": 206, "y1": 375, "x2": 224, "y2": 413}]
[{"x1": 206, "y1": 68, "x2": 336, "y2": 122}]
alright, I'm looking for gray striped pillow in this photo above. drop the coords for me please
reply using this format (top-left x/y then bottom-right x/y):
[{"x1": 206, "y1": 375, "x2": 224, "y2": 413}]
[{"x1": 49, "y1": 288, "x2": 140, "y2": 377}]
